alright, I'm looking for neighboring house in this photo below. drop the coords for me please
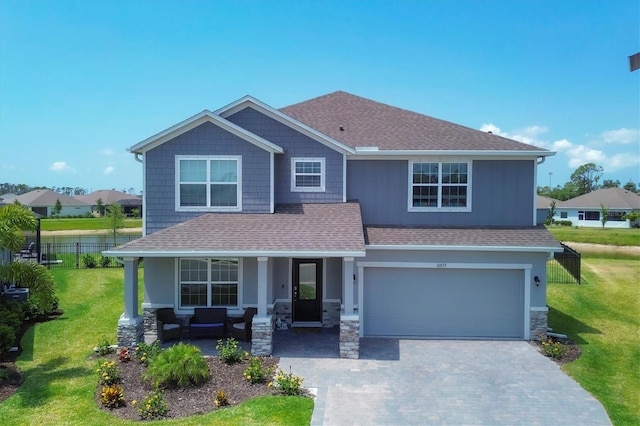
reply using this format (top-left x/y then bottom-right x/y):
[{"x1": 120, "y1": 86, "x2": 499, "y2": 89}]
[
  {"x1": 554, "y1": 187, "x2": 640, "y2": 228},
  {"x1": 76, "y1": 189, "x2": 143, "y2": 217},
  {"x1": 536, "y1": 195, "x2": 558, "y2": 225},
  {"x1": 13, "y1": 189, "x2": 91, "y2": 217},
  {"x1": 104, "y1": 91, "x2": 562, "y2": 358}
]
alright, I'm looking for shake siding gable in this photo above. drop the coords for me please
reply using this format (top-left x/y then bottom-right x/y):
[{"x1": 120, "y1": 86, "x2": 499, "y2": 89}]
[
  {"x1": 226, "y1": 107, "x2": 344, "y2": 204},
  {"x1": 348, "y1": 159, "x2": 534, "y2": 226},
  {"x1": 145, "y1": 121, "x2": 271, "y2": 234}
]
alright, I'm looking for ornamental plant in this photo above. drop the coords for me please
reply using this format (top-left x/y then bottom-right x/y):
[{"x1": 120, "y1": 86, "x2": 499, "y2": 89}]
[
  {"x1": 541, "y1": 336, "x2": 569, "y2": 359},
  {"x1": 118, "y1": 347, "x2": 131, "y2": 363},
  {"x1": 100, "y1": 384, "x2": 125, "y2": 408},
  {"x1": 96, "y1": 360, "x2": 120, "y2": 386},
  {"x1": 271, "y1": 367, "x2": 304, "y2": 395},
  {"x1": 214, "y1": 390, "x2": 229, "y2": 407},
  {"x1": 134, "y1": 341, "x2": 162, "y2": 366},
  {"x1": 216, "y1": 338, "x2": 244, "y2": 365},
  {"x1": 133, "y1": 390, "x2": 168, "y2": 419},
  {"x1": 95, "y1": 337, "x2": 115, "y2": 356},
  {"x1": 143, "y1": 342, "x2": 210, "y2": 389},
  {"x1": 243, "y1": 356, "x2": 273, "y2": 384}
]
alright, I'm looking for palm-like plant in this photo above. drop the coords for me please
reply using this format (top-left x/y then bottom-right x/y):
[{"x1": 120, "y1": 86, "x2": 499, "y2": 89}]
[{"x1": 0, "y1": 203, "x2": 37, "y2": 253}]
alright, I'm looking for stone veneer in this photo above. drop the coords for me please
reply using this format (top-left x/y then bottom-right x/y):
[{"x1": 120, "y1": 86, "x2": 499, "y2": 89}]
[
  {"x1": 530, "y1": 309, "x2": 548, "y2": 341},
  {"x1": 117, "y1": 316, "x2": 145, "y2": 349},
  {"x1": 273, "y1": 301, "x2": 341, "y2": 327},
  {"x1": 339, "y1": 315, "x2": 360, "y2": 359},
  {"x1": 251, "y1": 315, "x2": 274, "y2": 355}
]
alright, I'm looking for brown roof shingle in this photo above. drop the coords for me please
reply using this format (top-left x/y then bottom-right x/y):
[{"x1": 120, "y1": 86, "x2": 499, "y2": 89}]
[
  {"x1": 107, "y1": 203, "x2": 366, "y2": 256},
  {"x1": 365, "y1": 225, "x2": 561, "y2": 251},
  {"x1": 281, "y1": 91, "x2": 550, "y2": 152}
]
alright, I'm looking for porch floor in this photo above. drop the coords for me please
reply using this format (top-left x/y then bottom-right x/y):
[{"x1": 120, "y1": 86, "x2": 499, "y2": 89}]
[{"x1": 157, "y1": 326, "x2": 340, "y2": 358}]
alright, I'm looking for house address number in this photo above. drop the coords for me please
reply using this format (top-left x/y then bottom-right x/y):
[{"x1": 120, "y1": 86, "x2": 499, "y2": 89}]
[{"x1": 436, "y1": 263, "x2": 447, "y2": 268}]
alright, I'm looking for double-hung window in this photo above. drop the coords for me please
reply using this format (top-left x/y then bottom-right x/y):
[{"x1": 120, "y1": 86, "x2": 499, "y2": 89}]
[
  {"x1": 176, "y1": 156, "x2": 241, "y2": 211},
  {"x1": 179, "y1": 258, "x2": 240, "y2": 308},
  {"x1": 409, "y1": 160, "x2": 471, "y2": 211},
  {"x1": 291, "y1": 157, "x2": 325, "y2": 192}
]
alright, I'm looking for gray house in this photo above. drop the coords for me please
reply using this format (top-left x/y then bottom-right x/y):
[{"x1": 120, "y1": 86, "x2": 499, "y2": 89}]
[{"x1": 105, "y1": 91, "x2": 562, "y2": 358}]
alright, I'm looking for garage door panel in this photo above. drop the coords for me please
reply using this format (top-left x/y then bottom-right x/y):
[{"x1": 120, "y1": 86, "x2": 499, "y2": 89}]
[{"x1": 364, "y1": 268, "x2": 523, "y2": 338}]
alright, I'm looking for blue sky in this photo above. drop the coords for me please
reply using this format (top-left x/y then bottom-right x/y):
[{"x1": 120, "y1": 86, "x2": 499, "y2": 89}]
[{"x1": 1, "y1": 0, "x2": 638, "y2": 194}]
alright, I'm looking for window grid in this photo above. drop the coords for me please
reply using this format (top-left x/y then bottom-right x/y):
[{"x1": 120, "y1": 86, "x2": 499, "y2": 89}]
[
  {"x1": 179, "y1": 258, "x2": 239, "y2": 308},
  {"x1": 411, "y1": 161, "x2": 470, "y2": 210},
  {"x1": 291, "y1": 158, "x2": 325, "y2": 192},
  {"x1": 177, "y1": 156, "x2": 241, "y2": 210}
]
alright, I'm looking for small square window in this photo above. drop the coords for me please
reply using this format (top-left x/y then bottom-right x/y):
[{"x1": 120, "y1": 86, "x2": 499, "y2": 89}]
[{"x1": 291, "y1": 158, "x2": 325, "y2": 192}]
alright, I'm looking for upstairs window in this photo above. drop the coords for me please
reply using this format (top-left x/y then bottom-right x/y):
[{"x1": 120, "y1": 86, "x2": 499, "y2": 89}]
[
  {"x1": 409, "y1": 161, "x2": 471, "y2": 211},
  {"x1": 291, "y1": 158, "x2": 325, "y2": 192},
  {"x1": 176, "y1": 156, "x2": 241, "y2": 211}
]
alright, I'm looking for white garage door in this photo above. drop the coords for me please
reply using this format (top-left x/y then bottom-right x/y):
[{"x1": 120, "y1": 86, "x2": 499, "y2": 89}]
[{"x1": 363, "y1": 268, "x2": 524, "y2": 339}]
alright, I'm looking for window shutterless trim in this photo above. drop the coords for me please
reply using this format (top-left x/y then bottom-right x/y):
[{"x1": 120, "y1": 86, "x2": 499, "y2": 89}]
[
  {"x1": 175, "y1": 155, "x2": 242, "y2": 212},
  {"x1": 408, "y1": 160, "x2": 472, "y2": 212},
  {"x1": 291, "y1": 157, "x2": 325, "y2": 192}
]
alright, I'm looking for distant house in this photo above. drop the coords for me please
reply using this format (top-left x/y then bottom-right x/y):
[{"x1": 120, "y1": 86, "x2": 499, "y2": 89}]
[
  {"x1": 13, "y1": 189, "x2": 91, "y2": 217},
  {"x1": 76, "y1": 190, "x2": 142, "y2": 216},
  {"x1": 554, "y1": 187, "x2": 640, "y2": 228},
  {"x1": 536, "y1": 195, "x2": 558, "y2": 224}
]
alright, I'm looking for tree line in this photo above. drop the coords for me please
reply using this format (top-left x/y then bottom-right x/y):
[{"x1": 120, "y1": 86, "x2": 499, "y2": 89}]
[
  {"x1": 537, "y1": 163, "x2": 639, "y2": 201},
  {"x1": 0, "y1": 183, "x2": 138, "y2": 196}
]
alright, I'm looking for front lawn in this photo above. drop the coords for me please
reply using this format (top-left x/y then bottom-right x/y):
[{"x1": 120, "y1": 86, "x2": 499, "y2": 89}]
[
  {"x1": 546, "y1": 226, "x2": 640, "y2": 246},
  {"x1": 547, "y1": 253, "x2": 640, "y2": 425},
  {"x1": 0, "y1": 269, "x2": 312, "y2": 425}
]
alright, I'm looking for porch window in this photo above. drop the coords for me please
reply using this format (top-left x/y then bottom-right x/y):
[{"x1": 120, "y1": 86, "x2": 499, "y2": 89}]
[
  {"x1": 291, "y1": 157, "x2": 325, "y2": 192},
  {"x1": 409, "y1": 161, "x2": 471, "y2": 212},
  {"x1": 584, "y1": 211, "x2": 600, "y2": 221},
  {"x1": 176, "y1": 156, "x2": 241, "y2": 211},
  {"x1": 179, "y1": 258, "x2": 239, "y2": 308}
]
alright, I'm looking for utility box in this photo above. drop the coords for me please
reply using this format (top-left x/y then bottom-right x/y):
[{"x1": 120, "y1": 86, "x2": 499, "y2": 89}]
[{"x1": 2, "y1": 287, "x2": 29, "y2": 303}]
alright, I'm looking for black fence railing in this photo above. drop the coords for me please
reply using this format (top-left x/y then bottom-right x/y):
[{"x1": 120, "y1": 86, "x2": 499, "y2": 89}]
[{"x1": 548, "y1": 242, "x2": 581, "y2": 284}]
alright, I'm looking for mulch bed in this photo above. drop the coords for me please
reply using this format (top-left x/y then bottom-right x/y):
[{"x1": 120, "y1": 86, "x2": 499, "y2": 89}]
[
  {"x1": 94, "y1": 353, "x2": 283, "y2": 421},
  {"x1": 530, "y1": 338, "x2": 582, "y2": 365}
]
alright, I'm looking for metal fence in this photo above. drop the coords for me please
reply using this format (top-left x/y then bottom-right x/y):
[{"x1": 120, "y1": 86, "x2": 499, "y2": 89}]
[{"x1": 547, "y1": 242, "x2": 581, "y2": 284}]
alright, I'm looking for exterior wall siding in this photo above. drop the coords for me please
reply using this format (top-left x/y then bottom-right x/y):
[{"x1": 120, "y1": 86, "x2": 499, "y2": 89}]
[
  {"x1": 144, "y1": 121, "x2": 271, "y2": 234},
  {"x1": 226, "y1": 107, "x2": 344, "y2": 204},
  {"x1": 347, "y1": 159, "x2": 535, "y2": 226}
]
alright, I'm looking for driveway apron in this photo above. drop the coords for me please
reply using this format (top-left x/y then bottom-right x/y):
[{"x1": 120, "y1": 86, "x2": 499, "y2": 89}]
[{"x1": 278, "y1": 339, "x2": 611, "y2": 426}]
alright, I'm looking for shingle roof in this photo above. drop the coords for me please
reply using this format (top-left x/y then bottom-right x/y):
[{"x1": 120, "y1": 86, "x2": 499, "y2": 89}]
[
  {"x1": 365, "y1": 225, "x2": 561, "y2": 251},
  {"x1": 76, "y1": 190, "x2": 141, "y2": 205},
  {"x1": 280, "y1": 91, "x2": 550, "y2": 152},
  {"x1": 558, "y1": 187, "x2": 640, "y2": 209},
  {"x1": 14, "y1": 189, "x2": 90, "y2": 206},
  {"x1": 105, "y1": 202, "x2": 366, "y2": 256},
  {"x1": 536, "y1": 195, "x2": 558, "y2": 209}
]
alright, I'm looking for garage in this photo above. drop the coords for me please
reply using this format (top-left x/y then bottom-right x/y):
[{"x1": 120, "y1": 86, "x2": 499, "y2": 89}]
[{"x1": 363, "y1": 267, "x2": 524, "y2": 339}]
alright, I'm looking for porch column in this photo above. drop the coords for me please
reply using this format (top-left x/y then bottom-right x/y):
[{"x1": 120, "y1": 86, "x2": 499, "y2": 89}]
[
  {"x1": 252, "y1": 256, "x2": 273, "y2": 355},
  {"x1": 257, "y1": 257, "x2": 268, "y2": 317},
  {"x1": 343, "y1": 257, "x2": 355, "y2": 315},
  {"x1": 117, "y1": 257, "x2": 144, "y2": 348}
]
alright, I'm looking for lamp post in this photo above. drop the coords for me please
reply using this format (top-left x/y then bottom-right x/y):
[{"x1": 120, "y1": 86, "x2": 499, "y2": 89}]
[{"x1": 548, "y1": 172, "x2": 553, "y2": 189}]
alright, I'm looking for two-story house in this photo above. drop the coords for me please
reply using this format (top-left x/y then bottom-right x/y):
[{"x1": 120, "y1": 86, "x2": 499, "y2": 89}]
[{"x1": 105, "y1": 91, "x2": 562, "y2": 358}]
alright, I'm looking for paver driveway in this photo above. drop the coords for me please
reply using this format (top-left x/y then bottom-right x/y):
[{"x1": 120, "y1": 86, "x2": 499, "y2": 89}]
[{"x1": 278, "y1": 339, "x2": 611, "y2": 426}]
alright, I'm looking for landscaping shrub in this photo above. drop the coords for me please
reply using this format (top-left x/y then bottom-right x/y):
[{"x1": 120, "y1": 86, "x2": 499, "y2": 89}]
[
  {"x1": 96, "y1": 360, "x2": 120, "y2": 386},
  {"x1": 270, "y1": 367, "x2": 304, "y2": 395},
  {"x1": 143, "y1": 342, "x2": 210, "y2": 389},
  {"x1": 95, "y1": 337, "x2": 115, "y2": 356},
  {"x1": 82, "y1": 254, "x2": 97, "y2": 268},
  {"x1": 117, "y1": 347, "x2": 131, "y2": 363},
  {"x1": 100, "y1": 256, "x2": 112, "y2": 268},
  {"x1": 216, "y1": 338, "x2": 244, "y2": 365},
  {"x1": 243, "y1": 356, "x2": 273, "y2": 384},
  {"x1": 554, "y1": 220, "x2": 573, "y2": 227},
  {"x1": 100, "y1": 384, "x2": 125, "y2": 408},
  {"x1": 0, "y1": 324, "x2": 16, "y2": 361},
  {"x1": 134, "y1": 341, "x2": 162, "y2": 366},
  {"x1": 0, "y1": 261, "x2": 57, "y2": 317},
  {"x1": 214, "y1": 390, "x2": 229, "y2": 407},
  {"x1": 541, "y1": 336, "x2": 569, "y2": 359},
  {"x1": 133, "y1": 390, "x2": 168, "y2": 419},
  {"x1": 0, "y1": 300, "x2": 24, "y2": 331}
]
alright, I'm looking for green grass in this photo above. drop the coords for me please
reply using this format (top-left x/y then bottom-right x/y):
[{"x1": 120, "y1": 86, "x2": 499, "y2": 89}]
[
  {"x1": 0, "y1": 269, "x2": 312, "y2": 425},
  {"x1": 547, "y1": 226, "x2": 640, "y2": 246},
  {"x1": 41, "y1": 218, "x2": 142, "y2": 232},
  {"x1": 547, "y1": 254, "x2": 640, "y2": 425}
]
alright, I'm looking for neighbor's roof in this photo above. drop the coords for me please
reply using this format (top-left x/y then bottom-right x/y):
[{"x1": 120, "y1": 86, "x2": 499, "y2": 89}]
[
  {"x1": 536, "y1": 195, "x2": 558, "y2": 209},
  {"x1": 76, "y1": 190, "x2": 141, "y2": 205},
  {"x1": 365, "y1": 225, "x2": 562, "y2": 252},
  {"x1": 281, "y1": 91, "x2": 552, "y2": 154},
  {"x1": 104, "y1": 202, "x2": 366, "y2": 257},
  {"x1": 14, "y1": 190, "x2": 91, "y2": 206},
  {"x1": 558, "y1": 187, "x2": 640, "y2": 209}
]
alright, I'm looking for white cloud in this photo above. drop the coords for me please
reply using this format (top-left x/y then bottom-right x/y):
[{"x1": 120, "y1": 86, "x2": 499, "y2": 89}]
[
  {"x1": 552, "y1": 138, "x2": 639, "y2": 172},
  {"x1": 479, "y1": 123, "x2": 548, "y2": 147},
  {"x1": 49, "y1": 161, "x2": 73, "y2": 172},
  {"x1": 600, "y1": 128, "x2": 639, "y2": 145},
  {"x1": 100, "y1": 148, "x2": 115, "y2": 156},
  {"x1": 103, "y1": 166, "x2": 115, "y2": 175}
]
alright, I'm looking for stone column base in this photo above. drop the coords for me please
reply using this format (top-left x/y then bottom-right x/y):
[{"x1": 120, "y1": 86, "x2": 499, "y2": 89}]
[
  {"x1": 340, "y1": 315, "x2": 360, "y2": 359},
  {"x1": 251, "y1": 316, "x2": 273, "y2": 356},
  {"x1": 117, "y1": 315, "x2": 145, "y2": 349},
  {"x1": 530, "y1": 308, "x2": 548, "y2": 341}
]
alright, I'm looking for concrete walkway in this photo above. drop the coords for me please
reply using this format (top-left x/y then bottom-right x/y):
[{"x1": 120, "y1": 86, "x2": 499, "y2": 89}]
[{"x1": 278, "y1": 338, "x2": 611, "y2": 426}]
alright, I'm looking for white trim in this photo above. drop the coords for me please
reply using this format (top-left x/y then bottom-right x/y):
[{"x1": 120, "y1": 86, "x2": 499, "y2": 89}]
[
  {"x1": 342, "y1": 153, "x2": 347, "y2": 202},
  {"x1": 524, "y1": 268, "x2": 531, "y2": 340},
  {"x1": 174, "y1": 155, "x2": 242, "y2": 212},
  {"x1": 129, "y1": 110, "x2": 284, "y2": 154},
  {"x1": 290, "y1": 157, "x2": 326, "y2": 192},
  {"x1": 408, "y1": 159, "x2": 472, "y2": 213},
  {"x1": 532, "y1": 158, "x2": 538, "y2": 226},
  {"x1": 105, "y1": 249, "x2": 367, "y2": 258},
  {"x1": 358, "y1": 265, "x2": 364, "y2": 337},
  {"x1": 530, "y1": 306, "x2": 549, "y2": 312},
  {"x1": 366, "y1": 244, "x2": 564, "y2": 253},
  {"x1": 269, "y1": 152, "x2": 275, "y2": 213},
  {"x1": 215, "y1": 96, "x2": 355, "y2": 155},
  {"x1": 141, "y1": 153, "x2": 147, "y2": 236}
]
